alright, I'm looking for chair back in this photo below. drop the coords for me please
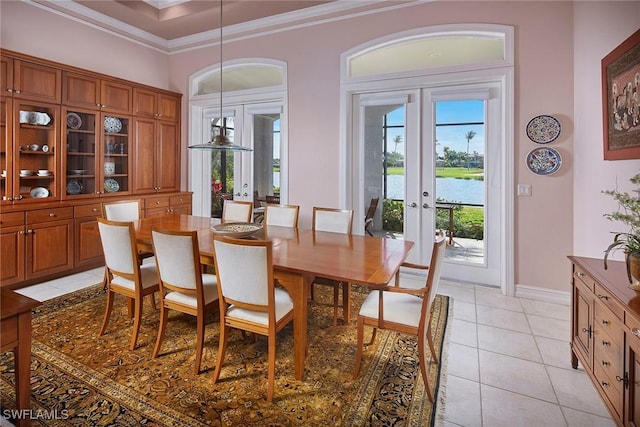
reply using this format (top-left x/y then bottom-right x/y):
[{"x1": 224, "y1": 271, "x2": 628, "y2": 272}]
[
  {"x1": 264, "y1": 204, "x2": 299, "y2": 227},
  {"x1": 365, "y1": 198, "x2": 379, "y2": 222},
  {"x1": 97, "y1": 218, "x2": 138, "y2": 276},
  {"x1": 151, "y1": 228, "x2": 201, "y2": 292},
  {"x1": 313, "y1": 207, "x2": 353, "y2": 234},
  {"x1": 213, "y1": 236, "x2": 273, "y2": 309},
  {"x1": 103, "y1": 200, "x2": 141, "y2": 221},
  {"x1": 421, "y1": 233, "x2": 447, "y2": 325},
  {"x1": 222, "y1": 200, "x2": 254, "y2": 223}
]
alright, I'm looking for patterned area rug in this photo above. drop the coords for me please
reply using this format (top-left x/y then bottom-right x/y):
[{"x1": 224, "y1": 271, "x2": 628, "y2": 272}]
[{"x1": 0, "y1": 283, "x2": 450, "y2": 426}]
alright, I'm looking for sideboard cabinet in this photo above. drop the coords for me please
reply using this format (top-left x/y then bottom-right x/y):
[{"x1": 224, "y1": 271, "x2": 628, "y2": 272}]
[
  {"x1": 570, "y1": 256, "x2": 640, "y2": 426},
  {"x1": 0, "y1": 49, "x2": 187, "y2": 289}
]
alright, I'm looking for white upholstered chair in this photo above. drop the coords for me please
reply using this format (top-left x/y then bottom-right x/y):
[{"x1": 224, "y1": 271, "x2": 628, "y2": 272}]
[
  {"x1": 211, "y1": 235, "x2": 294, "y2": 403},
  {"x1": 263, "y1": 204, "x2": 299, "y2": 227},
  {"x1": 353, "y1": 232, "x2": 446, "y2": 403},
  {"x1": 151, "y1": 228, "x2": 219, "y2": 375},
  {"x1": 102, "y1": 200, "x2": 142, "y2": 221},
  {"x1": 97, "y1": 218, "x2": 159, "y2": 350},
  {"x1": 310, "y1": 207, "x2": 354, "y2": 326},
  {"x1": 222, "y1": 200, "x2": 254, "y2": 223}
]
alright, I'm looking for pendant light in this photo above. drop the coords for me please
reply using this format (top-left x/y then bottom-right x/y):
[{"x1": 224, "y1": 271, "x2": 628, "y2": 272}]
[{"x1": 188, "y1": 0, "x2": 252, "y2": 151}]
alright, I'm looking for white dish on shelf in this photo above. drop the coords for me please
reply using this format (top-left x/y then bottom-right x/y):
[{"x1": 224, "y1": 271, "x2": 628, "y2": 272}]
[
  {"x1": 19, "y1": 111, "x2": 51, "y2": 126},
  {"x1": 69, "y1": 169, "x2": 87, "y2": 175},
  {"x1": 66, "y1": 180, "x2": 83, "y2": 195},
  {"x1": 66, "y1": 112, "x2": 82, "y2": 129},
  {"x1": 37, "y1": 170, "x2": 51, "y2": 176},
  {"x1": 19, "y1": 169, "x2": 32, "y2": 176},
  {"x1": 30, "y1": 187, "x2": 49, "y2": 198}
]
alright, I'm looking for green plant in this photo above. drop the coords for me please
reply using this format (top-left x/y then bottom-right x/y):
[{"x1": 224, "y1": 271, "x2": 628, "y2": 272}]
[{"x1": 603, "y1": 172, "x2": 640, "y2": 268}]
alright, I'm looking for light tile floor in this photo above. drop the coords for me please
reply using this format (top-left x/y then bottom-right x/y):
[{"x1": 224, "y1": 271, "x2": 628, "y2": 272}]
[{"x1": 15, "y1": 269, "x2": 616, "y2": 426}]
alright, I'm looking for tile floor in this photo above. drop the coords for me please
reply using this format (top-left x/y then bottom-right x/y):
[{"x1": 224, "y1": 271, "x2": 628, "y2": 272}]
[{"x1": 15, "y1": 269, "x2": 616, "y2": 426}]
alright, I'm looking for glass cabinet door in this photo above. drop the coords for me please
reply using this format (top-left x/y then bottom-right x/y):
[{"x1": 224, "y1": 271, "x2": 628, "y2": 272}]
[
  {"x1": 63, "y1": 108, "x2": 97, "y2": 198},
  {"x1": 0, "y1": 97, "x2": 12, "y2": 204},
  {"x1": 101, "y1": 114, "x2": 130, "y2": 196},
  {"x1": 14, "y1": 101, "x2": 59, "y2": 202}
]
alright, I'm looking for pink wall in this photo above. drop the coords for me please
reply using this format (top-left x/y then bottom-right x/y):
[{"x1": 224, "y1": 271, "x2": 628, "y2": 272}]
[{"x1": 2, "y1": 1, "x2": 638, "y2": 294}]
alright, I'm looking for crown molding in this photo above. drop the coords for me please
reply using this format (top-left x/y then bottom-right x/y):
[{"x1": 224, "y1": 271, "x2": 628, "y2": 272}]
[{"x1": 28, "y1": 0, "x2": 429, "y2": 54}]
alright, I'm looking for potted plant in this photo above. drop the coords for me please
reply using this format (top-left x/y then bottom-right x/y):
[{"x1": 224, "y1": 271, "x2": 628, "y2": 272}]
[{"x1": 603, "y1": 172, "x2": 640, "y2": 288}]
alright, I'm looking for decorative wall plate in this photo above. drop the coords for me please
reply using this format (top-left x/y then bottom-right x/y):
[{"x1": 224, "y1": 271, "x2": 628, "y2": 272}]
[
  {"x1": 104, "y1": 178, "x2": 120, "y2": 193},
  {"x1": 67, "y1": 112, "x2": 82, "y2": 129},
  {"x1": 104, "y1": 116, "x2": 122, "y2": 133},
  {"x1": 526, "y1": 115, "x2": 561, "y2": 144},
  {"x1": 66, "y1": 180, "x2": 83, "y2": 195},
  {"x1": 30, "y1": 187, "x2": 49, "y2": 198},
  {"x1": 526, "y1": 147, "x2": 562, "y2": 175}
]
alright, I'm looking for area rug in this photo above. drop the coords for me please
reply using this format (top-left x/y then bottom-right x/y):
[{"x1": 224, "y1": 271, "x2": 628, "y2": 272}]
[{"x1": 0, "y1": 283, "x2": 450, "y2": 426}]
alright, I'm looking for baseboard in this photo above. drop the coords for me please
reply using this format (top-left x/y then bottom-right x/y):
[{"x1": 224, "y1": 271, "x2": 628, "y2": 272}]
[{"x1": 515, "y1": 283, "x2": 571, "y2": 305}]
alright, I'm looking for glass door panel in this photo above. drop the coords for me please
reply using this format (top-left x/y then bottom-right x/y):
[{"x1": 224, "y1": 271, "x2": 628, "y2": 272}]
[
  {"x1": 0, "y1": 97, "x2": 12, "y2": 204},
  {"x1": 101, "y1": 114, "x2": 130, "y2": 196},
  {"x1": 15, "y1": 101, "x2": 59, "y2": 203},
  {"x1": 251, "y1": 112, "x2": 280, "y2": 204},
  {"x1": 63, "y1": 108, "x2": 97, "y2": 198}
]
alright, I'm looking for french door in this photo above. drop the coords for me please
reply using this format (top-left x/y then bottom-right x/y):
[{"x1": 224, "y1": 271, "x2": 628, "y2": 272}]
[{"x1": 354, "y1": 82, "x2": 503, "y2": 286}]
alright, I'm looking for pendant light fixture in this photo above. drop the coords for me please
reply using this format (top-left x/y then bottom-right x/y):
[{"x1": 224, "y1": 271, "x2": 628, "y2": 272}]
[{"x1": 188, "y1": 0, "x2": 252, "y2": 151}]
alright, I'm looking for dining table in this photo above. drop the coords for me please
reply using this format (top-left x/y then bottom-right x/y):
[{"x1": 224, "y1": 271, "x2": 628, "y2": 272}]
[{"x1": 133, "y1": 214, "x2": 414, "y2": 380}]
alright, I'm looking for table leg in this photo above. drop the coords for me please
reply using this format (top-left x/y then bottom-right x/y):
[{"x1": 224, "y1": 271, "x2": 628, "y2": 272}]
[
  {"x1": 274, "y1": 270, "x2": 311, "y2": 380},
  {"x1": 15, "y1": 312, "x2": 32, "y2": 427}
]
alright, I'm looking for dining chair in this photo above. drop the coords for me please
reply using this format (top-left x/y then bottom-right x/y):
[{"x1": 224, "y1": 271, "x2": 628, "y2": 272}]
[
  {"x1": 364, "y1": 197, "x2": 379, "y2": 237},
  {"x1": 310, "y1": 207, "x2": 354, "y2": 326},
  {"x1": 353, "y1": 231, "x2": 446, "y2": 403},
  {"x1": 151, "y1": 228, "x2": 219, "y2": 375},
  {"x1": 97, "y1": 218, "x2": 160, "y2": 350},
  {"x1": 263, "y1": 204, "x2": 299, "y2": 227},
  {"x1": 221, "y1": 200, "x2": 254, "y2": 223},
  {"x1": 211, "y1": 235, "x2": 294, "y2": 403}
]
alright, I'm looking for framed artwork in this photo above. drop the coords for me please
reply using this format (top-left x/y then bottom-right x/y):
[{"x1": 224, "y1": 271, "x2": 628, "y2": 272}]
[{"x1": 602, "y1": 28, "x2": 640, "y2": 160}]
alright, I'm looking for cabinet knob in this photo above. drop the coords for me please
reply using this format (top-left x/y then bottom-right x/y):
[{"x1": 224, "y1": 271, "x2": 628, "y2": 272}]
[
  {"x1": 602, "y1": 320, "x2": 610, "y2": 325},
  {"x1": 602, "y1": 340, "x2": 610, "y2": 346},
  {"x1": 15, "y1": 195, "x2": 22, "y2": 200},
  {"x1": 14, "y1": 89, "x2": 21, "y2": 94},
  {"x1": 632, "y1": 328, "x2": 640, "y2": 337},
  {"x1": 602, "y1": 361, "x2": 610, "y2": 366},
  {"x1": 577, "y1": 272, "x2": 585, "y2": 278},
  {"x1": 26, "y1": 229, "x2": 34, "y2": 234},
  {"x1": 597, "y1": 294, "x2": 609, "y2": 301},
  {"x1": 49, "y1": 213, "x2": 56, "y2": 217},
  {"x1": 155, "y1": 201, "x2": 160, "y2": 204},
  {"x1": 7, "y1": 88, "x2": 13, "y2": 93},
  {"x1": 601, "y1": 381, "x2": 609, "y2": 387},
  {"x1": 92, "y1": 208, "x2": 98, "y2": 212}
]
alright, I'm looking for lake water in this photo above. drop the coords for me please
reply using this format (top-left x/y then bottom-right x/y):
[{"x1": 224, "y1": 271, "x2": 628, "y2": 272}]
[
  {"x1": 387, "y1": 175, "x2": 484, "y2": 205},
  {"x1": 272, "y1": 173, "x2": 484, "y2": 205}
]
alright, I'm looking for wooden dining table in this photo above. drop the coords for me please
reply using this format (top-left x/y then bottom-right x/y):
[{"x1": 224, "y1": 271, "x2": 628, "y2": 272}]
[{"x1": 133, "y1": 214, "x2": 414, "y2": 380}]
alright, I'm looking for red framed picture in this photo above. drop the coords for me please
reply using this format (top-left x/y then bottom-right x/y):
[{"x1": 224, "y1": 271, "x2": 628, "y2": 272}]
[{"x1": 602, "y1": 28, "x2": 640, "y2": 160}]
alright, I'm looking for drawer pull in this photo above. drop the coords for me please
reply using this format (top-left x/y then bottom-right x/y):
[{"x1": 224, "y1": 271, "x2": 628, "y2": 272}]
[
  {"x1": 602, "y1": 320, "x2": 610, "y2": 325},
  {"x1": 92, "y1": 208, "x2": 98, "y2": 212},
  {"x1": 156, "y1": 201, "x2": 160, "y2": 204},
  {"x1": 602, "y1": 361, "x2": 610, "y2": 367},
  {"x1": 577, "y1": 272, "x2": 585, "y2": 278},
  {"x1": 597, "y1": 294, "x2": 609, "y2": 300},
  {"x1": 602, "y1": 340, "x2": 611, "y2": 346},
  {"x1": 633, "y1": 328, "x2": 640, "y2": 337},
  {"x1": 601, "y1": 380, "x2": 609, "y2": 387},
  {"x1": 49, "y1": 213, "x2": 56, "y2": 217}
]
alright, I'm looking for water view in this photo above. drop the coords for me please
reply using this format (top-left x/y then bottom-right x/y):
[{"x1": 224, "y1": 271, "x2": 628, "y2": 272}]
[{"x1": 387, "y1": 175, "x2": 484, "y2": 205}]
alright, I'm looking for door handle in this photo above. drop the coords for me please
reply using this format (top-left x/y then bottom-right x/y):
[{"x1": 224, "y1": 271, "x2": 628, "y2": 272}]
[
  {"x1": 409, "y1": 202, "x2": 417, "y2": 208},
  {"x1": 423, "y1": 203, "x2": 431, "y2": 209}
]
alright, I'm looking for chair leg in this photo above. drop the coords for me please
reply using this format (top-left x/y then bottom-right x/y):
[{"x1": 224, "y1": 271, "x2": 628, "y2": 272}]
[
  {"x1": 152, "y1": 306, "x2": 168, "y2": 358},
  {"x1": 365, "y1": 327, "x2": 377, "y2": 346},
  {"x1": 99, "y1": 290, "x2": 115, "y2": 336},
  {"x1": 353, "y1": 316, "x2": 365, "y2": 379},
  {"x1": 417, "y1": 333, "x2": 434, "y2": 403},
  {"x1": 129, "y1": 296, "x2": 143, "y2": 350},
  {"x1": 194, "y1": 312, "x2": 205, "y2": 375},
  {"x1": 149, "y1": 293, "x2": 157, "y2": 310},
  {"x1": 341, "y1": 282, "x2": 350, "y2": 324},
  {"x1": 212, "y1": 324, "x2": 229, "y2": 384},
  {"x1": 267, "y1": 332, "x2": 276, "y2": 403},
  {"x1": 426, "y1": 321, "x2": 438, "y2": 364},
  {"x1": 310, "y1": 282, "x2": 315, "y2": 301}
]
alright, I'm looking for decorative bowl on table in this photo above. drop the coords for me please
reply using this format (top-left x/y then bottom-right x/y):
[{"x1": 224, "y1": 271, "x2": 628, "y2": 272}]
[{"x1": 211, "y1": 222, "x2": 263, "y2": 238}]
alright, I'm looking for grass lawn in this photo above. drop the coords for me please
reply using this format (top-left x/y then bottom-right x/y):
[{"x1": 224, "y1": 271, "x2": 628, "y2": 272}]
[{"x1": 387, "y1": 166, "x2": 484, "y2": 179}]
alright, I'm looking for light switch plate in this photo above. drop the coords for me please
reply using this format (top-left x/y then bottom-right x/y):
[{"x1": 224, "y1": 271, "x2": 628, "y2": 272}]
[{"x1": 517, "y1": 184, "x2": 532, "y2": 196}]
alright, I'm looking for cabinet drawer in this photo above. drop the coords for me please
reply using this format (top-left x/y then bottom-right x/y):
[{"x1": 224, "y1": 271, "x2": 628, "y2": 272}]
[
  {"x1": 27, "y1": 207, "x2": 73, "y2": 223},
  {"x1": 74, "y1": 203, "x2": 102, "y2": 218},
  {"x1": 594, "y1": 302, "x2": 624, "y2": 346},
  {"x1": 574, "y1": 265, "x2": 594, "y2": 292},
  {"x1": 145, "y1": 196, "x2": 169, "y2": 209},
  {"x1": 170, "y1": 194, "x2": 190, "y2": 206},
  {"x1": 593, "y1": 282, "x2": 624, "y2": 321},
  {"x1": 594, "y1": 362, "x2": 623, "y2": 419},
  {"x1": 0, "y1": 211, "x2": 24, "y2": 227},
  {"x1": 594, "y1": 326, "x2": 624, "y2": 384}
]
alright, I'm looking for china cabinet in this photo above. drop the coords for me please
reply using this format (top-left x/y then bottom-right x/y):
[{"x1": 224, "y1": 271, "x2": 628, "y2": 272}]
[
  {"x1": 570, "y1": 256, "x2": 640, "y2": 426},
  {"x1": 0, "y1": 49, "x2": 187, "y2": 290}
]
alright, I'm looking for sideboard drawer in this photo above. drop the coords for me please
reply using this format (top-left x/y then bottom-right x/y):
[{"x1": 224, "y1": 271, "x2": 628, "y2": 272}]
[
  {"x1": 0, "y1": 211, "x2": 24, "y2": 227},
  {"x1": 74, "y1": 203, "x2": 102, "y2": 218},
  {"x1": 594, "y1": 282, "x2": 624, "y2": 321},
  {"x1": 26, "y1": 207, "x2": 73, "y2": 223},
  {"x1": 574, "y1": 264, "x2": 594, "y2": 292},
  {"x1": 145, "y1": 196, "x2": 169, "y2": 209},
  {"x1": 595, "y1": 301, "x2": 624, "y2": 346}
]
